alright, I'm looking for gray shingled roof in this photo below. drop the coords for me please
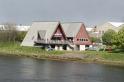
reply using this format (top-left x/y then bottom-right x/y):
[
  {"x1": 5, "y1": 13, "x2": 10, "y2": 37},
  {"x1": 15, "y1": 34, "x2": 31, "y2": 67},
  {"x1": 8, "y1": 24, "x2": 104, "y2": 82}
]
[
  {"x1": 21, "y1": 22, "x2": 59, "y2": 46},
  {"x1": 31, "y1": 22, "x2": 59, "y2": 39},
  {"x1": 62, "y1": 23, "x2": 82, "y2": 37}
]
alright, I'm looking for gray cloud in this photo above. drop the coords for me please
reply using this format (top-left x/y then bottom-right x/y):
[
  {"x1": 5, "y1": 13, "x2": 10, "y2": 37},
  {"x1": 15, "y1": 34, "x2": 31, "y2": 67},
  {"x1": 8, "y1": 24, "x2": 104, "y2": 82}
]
[{"x1": 0, "y1": 0, "x2": 124, "y2": 25}]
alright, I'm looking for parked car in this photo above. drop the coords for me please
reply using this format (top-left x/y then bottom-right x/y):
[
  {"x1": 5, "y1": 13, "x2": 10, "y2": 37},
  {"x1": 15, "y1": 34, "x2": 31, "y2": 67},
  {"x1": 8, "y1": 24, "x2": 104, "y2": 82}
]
[
  {"x1": 46, "y1": 46, "x2": 54, "y2": 51},
  {"x1": 88, "y1": 46, "x2": 99, "y2": 51}
]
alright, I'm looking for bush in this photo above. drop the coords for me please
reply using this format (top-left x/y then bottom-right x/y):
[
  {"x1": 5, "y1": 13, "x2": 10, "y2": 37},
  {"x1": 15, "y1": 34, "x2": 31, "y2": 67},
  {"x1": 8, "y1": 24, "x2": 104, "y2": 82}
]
[
  {"x1": 16, "y1": 31, "x2": 27, "y2": 42},
  {"x1": 102, "y1": 29, "x2": 117, "y2": 46},
  {"x1": 113, "y1": 48, "x2": 124, "y2": 53},
  {"x1": 0, "y1": 30, "x2": 17, "y2": 42},
  {"x1": 0, "y1": 23, "x2": 18, "y2": 42}
]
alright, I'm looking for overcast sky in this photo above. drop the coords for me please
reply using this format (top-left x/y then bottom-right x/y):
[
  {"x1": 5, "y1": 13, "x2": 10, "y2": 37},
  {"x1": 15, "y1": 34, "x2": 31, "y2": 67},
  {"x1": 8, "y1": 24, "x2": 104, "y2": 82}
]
[{"x1": 0, "y1": 0, "x2": 124, "y2": 26}]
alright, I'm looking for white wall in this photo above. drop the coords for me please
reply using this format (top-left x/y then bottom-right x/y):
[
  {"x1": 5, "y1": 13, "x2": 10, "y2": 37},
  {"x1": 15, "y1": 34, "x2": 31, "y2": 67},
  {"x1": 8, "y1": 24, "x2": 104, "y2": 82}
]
[
  {"x1": 67, "y1": 46, "x2": 72, "y2": 51},
  {"x1": 59, "y1": 45, "x2": 63, "y2": 51},
  {"x1": 55, "y1": 45, "x2": 59, "y2": 50},
  {"x1": 80, "y1": 45, "x2": 85, "y2": 51}
]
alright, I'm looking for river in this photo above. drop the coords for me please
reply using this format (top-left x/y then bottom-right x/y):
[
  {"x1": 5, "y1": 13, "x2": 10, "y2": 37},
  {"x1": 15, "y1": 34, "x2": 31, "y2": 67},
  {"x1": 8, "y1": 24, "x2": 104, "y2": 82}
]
[{"x1": 0, "y1": 55, "x2": 124, "y2": 82}]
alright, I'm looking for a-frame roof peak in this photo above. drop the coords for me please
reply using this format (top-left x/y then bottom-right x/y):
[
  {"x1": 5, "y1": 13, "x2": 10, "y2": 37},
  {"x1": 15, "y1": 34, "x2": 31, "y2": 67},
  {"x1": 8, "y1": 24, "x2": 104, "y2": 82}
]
[{"x1": 62, "y1": 22, "x2": 84, "y2": 37}]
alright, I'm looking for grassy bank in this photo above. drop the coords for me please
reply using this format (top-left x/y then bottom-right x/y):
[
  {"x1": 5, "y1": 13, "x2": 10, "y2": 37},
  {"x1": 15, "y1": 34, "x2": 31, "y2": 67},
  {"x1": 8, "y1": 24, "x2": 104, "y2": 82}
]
[
  {"x1": 0, "y1": 42, "x2": 65, "y2": 56},
  {"x1": 81, "y1": 51, "x2": 124, "y2": 66},
  {"x1": 0, "y1": 42, "x2": 124, "y2": 66}
]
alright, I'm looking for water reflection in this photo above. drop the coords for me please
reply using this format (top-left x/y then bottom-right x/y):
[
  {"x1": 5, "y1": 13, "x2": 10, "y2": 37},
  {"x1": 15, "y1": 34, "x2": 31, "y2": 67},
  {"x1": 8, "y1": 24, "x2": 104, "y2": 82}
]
[{"x1": 0, "y1": 56, "x2": 124, "y2": 82}]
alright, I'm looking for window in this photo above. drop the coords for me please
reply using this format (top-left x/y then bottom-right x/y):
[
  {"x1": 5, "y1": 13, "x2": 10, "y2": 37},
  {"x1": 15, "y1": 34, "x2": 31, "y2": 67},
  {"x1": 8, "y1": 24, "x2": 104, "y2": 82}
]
[
  {"x1": 86, "y1": 39, "x2": 88, "y2": 41},
  {"x1": 77, "y1": 38, "x2": 88, "y2": 42},
  {"x1": 80, "y1": 38, "x2": 83, "y2": 41},
  {"x1": 77, "y1": 39, "x2": 79, "y2": 41}
]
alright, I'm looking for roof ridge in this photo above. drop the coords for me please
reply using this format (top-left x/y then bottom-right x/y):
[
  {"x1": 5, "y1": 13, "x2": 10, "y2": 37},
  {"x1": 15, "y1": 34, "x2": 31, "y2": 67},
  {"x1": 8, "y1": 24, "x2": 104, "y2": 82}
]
[
  {"x1": 32, "y1": 21, "x2": 60, "y2": 23},
  {"x1": 108, "y1": 21, "x2": 124, "y2": 23},
  {"x1": 62, "y1": 22, "x2": 84, "y2": 24},
  {"x1": 108, "y1": 22, "x2": 124, "y2": 27}
]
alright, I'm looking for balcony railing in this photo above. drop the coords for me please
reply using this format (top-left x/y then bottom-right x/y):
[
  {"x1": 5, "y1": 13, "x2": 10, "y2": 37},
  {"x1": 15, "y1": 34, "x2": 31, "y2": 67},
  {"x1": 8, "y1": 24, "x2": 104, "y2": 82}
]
[{"x1": 34, "y1": 40, "x2": 73, "y2": 45}]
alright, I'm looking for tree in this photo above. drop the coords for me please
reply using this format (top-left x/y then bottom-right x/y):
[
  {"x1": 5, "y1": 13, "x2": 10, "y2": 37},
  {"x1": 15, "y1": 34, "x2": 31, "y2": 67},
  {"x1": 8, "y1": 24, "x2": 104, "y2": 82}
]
[
  {"x1": 16, "y1": 31, "x2": 27, "y2": 42},
  {"x1": 102, "y1": 29, "x2": 117, "y2": 46},
  {"x1": 90, "y1": 37, "x2": 101, "y2": 43},
  {"x1": 116, "y1": 27, "x2": 124, "y2": 48}
]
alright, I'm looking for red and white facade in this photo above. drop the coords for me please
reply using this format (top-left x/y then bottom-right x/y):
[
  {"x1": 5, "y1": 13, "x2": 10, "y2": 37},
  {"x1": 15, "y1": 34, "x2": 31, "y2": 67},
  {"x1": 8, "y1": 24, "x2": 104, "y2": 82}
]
[
  {"x1": 62, "y1": 23, "x2": 92, "y2": 51},
  {"x1": 74, "y1": 24, "x2": 92, "y2": 50},
  {"x1": 22, "y1": 22, "x2": 92, "y2": 51}
]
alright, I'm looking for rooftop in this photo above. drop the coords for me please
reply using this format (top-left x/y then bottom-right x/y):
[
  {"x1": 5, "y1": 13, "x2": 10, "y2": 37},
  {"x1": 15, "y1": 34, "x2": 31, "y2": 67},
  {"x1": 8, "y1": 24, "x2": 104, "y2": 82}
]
[{"x1": 109, "y1": 22, "x2": 124, "y2": 27}]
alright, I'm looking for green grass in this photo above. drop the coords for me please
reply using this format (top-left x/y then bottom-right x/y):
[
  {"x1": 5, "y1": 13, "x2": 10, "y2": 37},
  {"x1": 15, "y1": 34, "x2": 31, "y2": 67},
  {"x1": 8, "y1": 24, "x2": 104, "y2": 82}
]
[
  {"x1": 0, "y1": 42, "x2": 124, "y2": 65},
  {"x1": 82, "y1": 51, "x2": 124, "y2": 61},
  {"x1": 0, "y1": 42, "x2": 65, "y2": 56}
]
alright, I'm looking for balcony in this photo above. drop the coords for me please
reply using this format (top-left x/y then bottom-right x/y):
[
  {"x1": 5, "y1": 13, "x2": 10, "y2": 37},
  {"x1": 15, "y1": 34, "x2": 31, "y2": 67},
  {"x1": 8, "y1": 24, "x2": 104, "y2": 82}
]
[{"x1": 34, "y1": 40, "x2": 73, "y2": 45}]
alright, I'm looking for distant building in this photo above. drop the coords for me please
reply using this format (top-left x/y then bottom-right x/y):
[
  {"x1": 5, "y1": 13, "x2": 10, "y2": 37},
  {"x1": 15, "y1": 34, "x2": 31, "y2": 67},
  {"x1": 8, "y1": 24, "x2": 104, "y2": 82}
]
[
  {"x1": 0, "y1": 25, "x2": 4, "y2": 30},
  {"x1": 86, "y1": 27, "x2": 94, "y2": 32},
  {"x1": 21, "y1": 22, "x2": 92, "y2": 51},
  {"x1": 93, "y1": 22, "x2": 124, "y2": 37},
  {"x1": 0, "y1": 24, "x2": 30, "y2": 31},
  {"x1": 16, "y1": 25, "x2": 30, "y2": 31}
]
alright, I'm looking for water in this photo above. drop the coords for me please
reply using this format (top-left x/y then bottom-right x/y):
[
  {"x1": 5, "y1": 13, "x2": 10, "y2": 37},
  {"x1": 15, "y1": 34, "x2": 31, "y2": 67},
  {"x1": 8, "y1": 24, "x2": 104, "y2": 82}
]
[{"x1": 0, "y1": 56, "x2": 124, "y2": 82}]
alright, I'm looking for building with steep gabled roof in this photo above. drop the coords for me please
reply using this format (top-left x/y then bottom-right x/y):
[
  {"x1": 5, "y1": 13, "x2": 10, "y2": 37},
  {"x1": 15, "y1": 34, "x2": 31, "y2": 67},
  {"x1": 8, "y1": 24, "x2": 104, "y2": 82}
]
[
  {"x1": 21, "y1": 21, "x2": 68, "y2": 50},
  {"x1": 21, "y1": 22, "x2": 92, "y2": 51},
  {"x1": 62, "y1": 22, "x2": 92, "y2": 51}
]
